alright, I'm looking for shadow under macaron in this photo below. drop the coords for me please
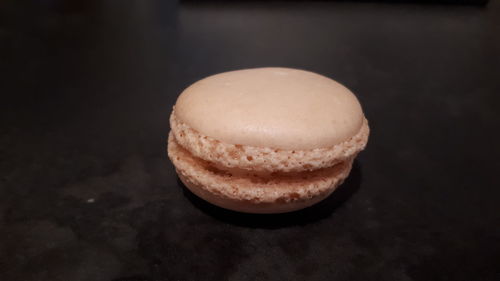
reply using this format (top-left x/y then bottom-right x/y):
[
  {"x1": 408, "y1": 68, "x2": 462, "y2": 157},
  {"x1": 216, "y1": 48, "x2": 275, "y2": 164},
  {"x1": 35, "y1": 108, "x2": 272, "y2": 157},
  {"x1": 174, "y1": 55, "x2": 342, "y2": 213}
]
[{"x1": 178, "y1": 161, "x2": 362, "y2": 229}]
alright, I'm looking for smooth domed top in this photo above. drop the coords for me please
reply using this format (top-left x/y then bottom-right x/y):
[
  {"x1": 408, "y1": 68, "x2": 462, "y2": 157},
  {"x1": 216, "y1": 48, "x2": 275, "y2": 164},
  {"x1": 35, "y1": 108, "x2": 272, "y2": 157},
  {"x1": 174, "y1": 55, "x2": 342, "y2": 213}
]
[{"x1": 174, "y1": 67, "x2": 364, "y2": 150}]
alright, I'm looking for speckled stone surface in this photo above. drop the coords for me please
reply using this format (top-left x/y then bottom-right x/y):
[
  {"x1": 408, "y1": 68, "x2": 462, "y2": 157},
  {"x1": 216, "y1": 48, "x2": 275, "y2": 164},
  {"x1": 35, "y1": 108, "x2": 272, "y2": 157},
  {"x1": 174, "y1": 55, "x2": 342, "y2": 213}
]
[{"x1": 1, "y1": 1, "x2": 499, "y2": 281}]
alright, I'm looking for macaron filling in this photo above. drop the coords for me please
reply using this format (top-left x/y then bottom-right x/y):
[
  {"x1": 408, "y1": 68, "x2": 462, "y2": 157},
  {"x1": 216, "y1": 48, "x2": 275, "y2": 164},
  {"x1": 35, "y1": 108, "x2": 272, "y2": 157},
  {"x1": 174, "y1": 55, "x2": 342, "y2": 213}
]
[{"x1": 170, "y1": 111, "x2": 369, "y2": 173}]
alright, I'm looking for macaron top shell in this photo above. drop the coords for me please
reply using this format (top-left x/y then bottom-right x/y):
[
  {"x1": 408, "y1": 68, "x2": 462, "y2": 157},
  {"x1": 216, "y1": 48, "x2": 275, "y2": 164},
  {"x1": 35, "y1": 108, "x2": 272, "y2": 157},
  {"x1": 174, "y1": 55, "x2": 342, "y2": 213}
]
[{"x1": 174, "y1": 67, "x2": 364, "y2": 150}]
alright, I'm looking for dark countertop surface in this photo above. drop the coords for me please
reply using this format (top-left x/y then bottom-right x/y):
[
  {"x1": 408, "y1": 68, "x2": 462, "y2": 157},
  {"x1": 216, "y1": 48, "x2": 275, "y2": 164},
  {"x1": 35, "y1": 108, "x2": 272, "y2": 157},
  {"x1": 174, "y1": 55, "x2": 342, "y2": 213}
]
[{"x1": 1, "y1": 1, "x2": 500, "y2": 280}]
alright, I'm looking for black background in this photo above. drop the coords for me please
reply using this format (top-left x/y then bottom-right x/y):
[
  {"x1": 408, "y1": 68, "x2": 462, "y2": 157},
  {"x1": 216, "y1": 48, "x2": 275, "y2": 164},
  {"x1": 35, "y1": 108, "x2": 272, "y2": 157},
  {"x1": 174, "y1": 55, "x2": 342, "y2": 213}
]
[{"x1": 1, "y1": 0, "x2": 500, "y2": 280}]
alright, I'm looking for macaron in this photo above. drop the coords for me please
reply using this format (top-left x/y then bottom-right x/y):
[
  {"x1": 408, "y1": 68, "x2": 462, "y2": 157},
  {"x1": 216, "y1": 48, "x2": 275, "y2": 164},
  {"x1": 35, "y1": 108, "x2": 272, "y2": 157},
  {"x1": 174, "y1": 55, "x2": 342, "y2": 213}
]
[{"x1": 167, "y1": 67, "x2": 369, "y2": 213}]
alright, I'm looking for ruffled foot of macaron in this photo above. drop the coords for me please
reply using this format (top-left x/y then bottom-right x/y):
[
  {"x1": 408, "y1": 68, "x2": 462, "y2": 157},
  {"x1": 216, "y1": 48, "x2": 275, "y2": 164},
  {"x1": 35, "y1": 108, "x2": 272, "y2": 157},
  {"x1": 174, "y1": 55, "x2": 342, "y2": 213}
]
[{"x1": 167, "y1": 67, "x2": 369, "y2": 214}]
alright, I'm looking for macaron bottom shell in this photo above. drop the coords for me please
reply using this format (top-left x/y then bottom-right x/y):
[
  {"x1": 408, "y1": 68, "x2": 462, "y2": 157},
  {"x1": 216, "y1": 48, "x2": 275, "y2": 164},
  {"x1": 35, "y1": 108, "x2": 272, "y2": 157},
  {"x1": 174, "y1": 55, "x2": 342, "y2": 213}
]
[{"x1": 168, "y1": 133, "x2": 354, "y2": 214}]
